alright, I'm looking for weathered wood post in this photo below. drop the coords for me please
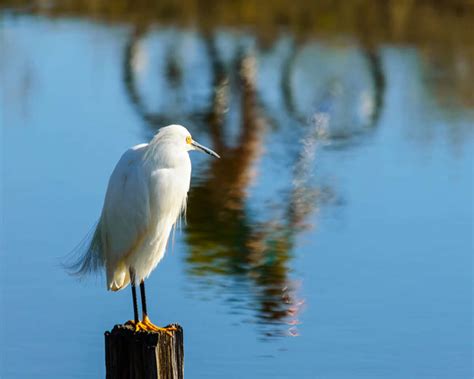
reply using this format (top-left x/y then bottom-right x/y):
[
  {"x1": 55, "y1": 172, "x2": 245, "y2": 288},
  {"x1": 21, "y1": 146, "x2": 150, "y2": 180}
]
[{"x1": 105, "y1": 323, "x2": 184, "y2": 379}]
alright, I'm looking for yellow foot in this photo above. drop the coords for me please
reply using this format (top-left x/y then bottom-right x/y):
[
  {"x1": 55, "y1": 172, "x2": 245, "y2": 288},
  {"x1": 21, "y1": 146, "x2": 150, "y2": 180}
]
[
  {"x1": 142, "y1": 315, "x2": 177, "y2": 336},
  {"x1": 125, "y1": 317, "x2": 177, "y2": 336}
]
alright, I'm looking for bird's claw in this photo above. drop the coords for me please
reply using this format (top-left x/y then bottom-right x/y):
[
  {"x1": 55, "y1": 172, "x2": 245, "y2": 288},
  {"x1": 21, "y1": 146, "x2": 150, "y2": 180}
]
[
  {"x1": 125, "y1": 317, "x2": 176, "y2": 336},
  {"x1": 142, "y1": 315, "x2": 177, "y2": 336}
]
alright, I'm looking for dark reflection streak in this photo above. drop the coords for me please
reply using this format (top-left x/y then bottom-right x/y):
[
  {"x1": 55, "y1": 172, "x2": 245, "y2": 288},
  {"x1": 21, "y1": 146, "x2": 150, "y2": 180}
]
[
  {"x1": 281, "y1": 41, "x2": 299, "y2": 122},
  {"x1": 238, "y1": 53, "x2": 300, "y2": 330},
  {"x1": 165, "y1": 48, "x2": 182, "y2": 88},
  {"x1": 122, "y1": 25, "x2": 163, "y2": 128},
  {"x1": 203, "y1": 35, "x2": 227, "y2": 151},
  {"x1": 364, "y1": 49, "x2": 385, "y2": 128}
]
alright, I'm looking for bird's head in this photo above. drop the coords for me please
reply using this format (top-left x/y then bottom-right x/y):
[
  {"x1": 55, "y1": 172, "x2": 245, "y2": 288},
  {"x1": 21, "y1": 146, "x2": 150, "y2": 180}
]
[{"x1": 155, "y1": 124, "x2": 220, "y2": 158}]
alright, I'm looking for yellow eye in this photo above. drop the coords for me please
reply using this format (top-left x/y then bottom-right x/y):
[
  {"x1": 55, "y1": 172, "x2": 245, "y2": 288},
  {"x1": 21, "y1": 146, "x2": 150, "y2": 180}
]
[{"x1": 186, "y1": 136, "x2": 192, "y2": 144}]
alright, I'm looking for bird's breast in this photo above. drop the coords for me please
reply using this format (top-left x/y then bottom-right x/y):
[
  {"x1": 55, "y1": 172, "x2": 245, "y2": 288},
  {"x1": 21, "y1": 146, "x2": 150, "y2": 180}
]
[{"x1": 149, "y1": 161, "x2": 190, "y2": 221}]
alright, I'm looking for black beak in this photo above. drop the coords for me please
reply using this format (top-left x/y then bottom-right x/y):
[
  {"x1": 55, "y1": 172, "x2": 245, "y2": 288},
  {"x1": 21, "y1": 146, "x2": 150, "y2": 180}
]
[{"x1": 191, "y1": 140, "x2": 220, "y2": 158}]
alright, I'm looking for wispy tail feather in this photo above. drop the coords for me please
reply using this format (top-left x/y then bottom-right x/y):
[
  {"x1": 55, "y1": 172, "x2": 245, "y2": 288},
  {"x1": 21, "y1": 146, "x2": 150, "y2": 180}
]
[{"x1": 63, "y1": 221, "x2": 104, "y2": 277}]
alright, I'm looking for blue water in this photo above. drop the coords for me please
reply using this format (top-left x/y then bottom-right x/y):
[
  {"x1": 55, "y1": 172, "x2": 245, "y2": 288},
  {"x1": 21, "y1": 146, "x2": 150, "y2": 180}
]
[{"x1": 1, "y1": 16, "x2": 472, "y2": 378}]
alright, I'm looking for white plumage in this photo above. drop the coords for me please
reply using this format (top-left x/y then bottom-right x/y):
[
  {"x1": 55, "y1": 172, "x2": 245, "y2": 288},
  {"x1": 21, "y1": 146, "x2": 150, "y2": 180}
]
[{"x1": 71, "y1": 124, "x2": 219, "y2": 293}]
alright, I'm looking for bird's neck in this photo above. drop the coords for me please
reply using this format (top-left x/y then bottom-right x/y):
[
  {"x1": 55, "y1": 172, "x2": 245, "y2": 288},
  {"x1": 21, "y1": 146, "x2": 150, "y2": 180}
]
[{"x1": 144, "y1": 142, "x2": 190, "y2": 169}]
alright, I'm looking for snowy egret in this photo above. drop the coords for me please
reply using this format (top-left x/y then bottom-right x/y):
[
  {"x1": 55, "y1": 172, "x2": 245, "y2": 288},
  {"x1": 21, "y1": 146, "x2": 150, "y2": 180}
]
[{"x1": 70, "y1": 124, "x2": 219, "y2": 333}]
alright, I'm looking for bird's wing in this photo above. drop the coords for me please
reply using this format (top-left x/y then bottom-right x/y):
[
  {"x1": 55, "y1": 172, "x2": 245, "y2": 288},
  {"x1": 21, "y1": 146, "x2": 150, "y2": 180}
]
[{"x1": 100, "y1": 144, "x2": 151, "y2": 275}]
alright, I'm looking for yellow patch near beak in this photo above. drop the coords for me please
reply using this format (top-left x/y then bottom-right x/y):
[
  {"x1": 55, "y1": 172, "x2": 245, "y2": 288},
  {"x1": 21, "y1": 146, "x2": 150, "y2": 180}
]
[{"x1": 186, "y1": 136, "x2": 192, "y2": 144}]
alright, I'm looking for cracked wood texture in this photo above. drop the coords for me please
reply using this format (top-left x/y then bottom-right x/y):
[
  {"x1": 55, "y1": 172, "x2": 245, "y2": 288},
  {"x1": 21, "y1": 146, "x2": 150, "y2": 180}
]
[{"x1": 105, "y1": 324, "x2": 184, "y2": 379}]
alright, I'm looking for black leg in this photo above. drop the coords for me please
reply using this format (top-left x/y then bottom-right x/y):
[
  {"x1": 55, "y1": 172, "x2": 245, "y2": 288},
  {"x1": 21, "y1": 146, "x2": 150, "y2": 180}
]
[
  {"x1": 138, "y1": 280, "x2": 176, "y2": 333},
  {"x1": 140, "y1": 280, "x2": 148, "y2": 318},
  {"x1": 130, "y1": 270, "x2": 139, "y2": 323}
]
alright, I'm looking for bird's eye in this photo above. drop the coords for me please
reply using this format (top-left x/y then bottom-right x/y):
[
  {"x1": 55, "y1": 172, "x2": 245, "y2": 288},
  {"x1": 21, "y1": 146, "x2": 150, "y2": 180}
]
[{"x1": 186, "y1": 136, "x2": 192, "y2": 144}]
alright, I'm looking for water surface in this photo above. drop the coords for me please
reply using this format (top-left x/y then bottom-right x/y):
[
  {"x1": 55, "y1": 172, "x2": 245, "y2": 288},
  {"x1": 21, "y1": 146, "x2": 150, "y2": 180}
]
[{"x1": 1, "y1": 9, "x2": 473, "y2": 379}]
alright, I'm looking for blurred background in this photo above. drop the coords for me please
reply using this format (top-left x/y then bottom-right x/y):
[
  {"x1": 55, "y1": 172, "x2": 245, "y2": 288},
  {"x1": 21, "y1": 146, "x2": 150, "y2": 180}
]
[{"x1": 1, "y1": 1, "x2": 473, "y2": 378}]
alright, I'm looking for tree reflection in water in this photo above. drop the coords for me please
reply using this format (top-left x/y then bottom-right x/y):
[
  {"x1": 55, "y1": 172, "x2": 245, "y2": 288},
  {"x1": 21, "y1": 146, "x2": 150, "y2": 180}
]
[{"x1": 123, "y1": 28, "x2": 384, "y2": 337}]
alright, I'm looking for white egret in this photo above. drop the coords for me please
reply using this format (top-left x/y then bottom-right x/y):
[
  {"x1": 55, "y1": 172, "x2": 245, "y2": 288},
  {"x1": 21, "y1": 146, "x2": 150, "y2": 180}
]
[{"x1": 70, "y1": 124, "x2": 219, "y2": 332}]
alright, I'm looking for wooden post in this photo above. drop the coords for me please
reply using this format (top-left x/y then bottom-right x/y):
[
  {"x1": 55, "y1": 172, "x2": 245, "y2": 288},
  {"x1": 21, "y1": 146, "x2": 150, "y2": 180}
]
[{"x1": 105, "y1": 324, "x2": 184, "y2": 379}]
